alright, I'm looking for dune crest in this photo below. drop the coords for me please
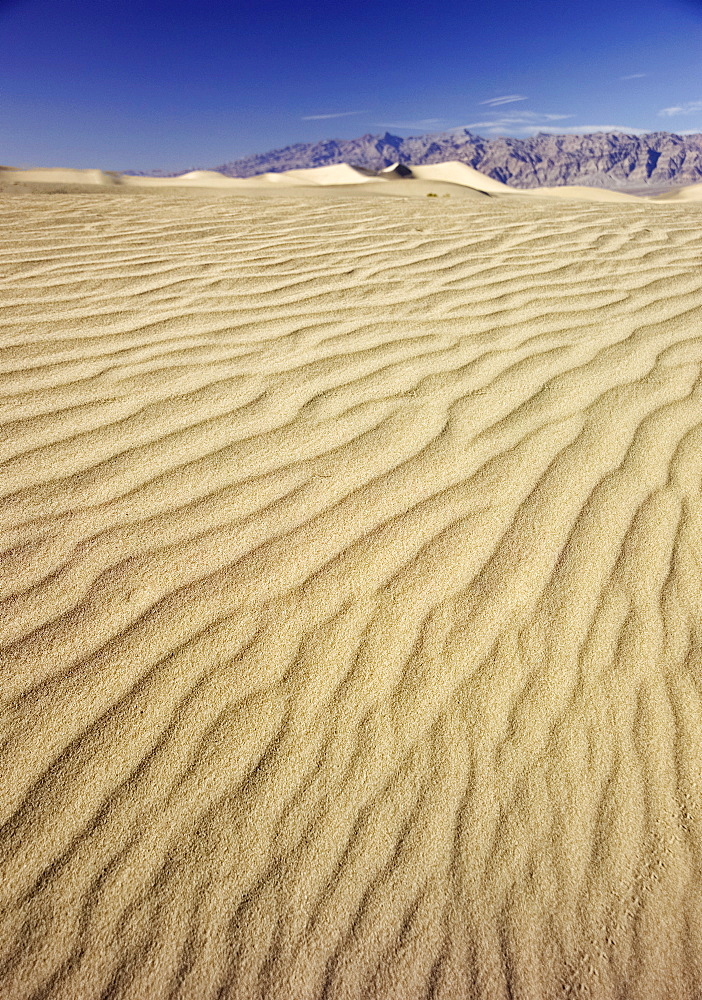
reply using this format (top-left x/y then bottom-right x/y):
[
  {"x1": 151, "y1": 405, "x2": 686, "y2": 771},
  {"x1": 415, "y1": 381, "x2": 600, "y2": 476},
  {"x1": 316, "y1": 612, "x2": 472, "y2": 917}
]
[
  {"x1": 520, "y1": 184, "x2": 643, "y2": 202},
  {"x1": 272, "y1": 163, "x2": 374, "y2": 185},
  {"x1": 0, "y1": 165, "x2": 121, "y2": 185},
  {"x1": 1, "y1": 160, "x2": 684, "y2": 200},
  {"x1": 657, "y1": 182, "x2": 702, "y2": 201},
  {"x1": 1, "y1": 187, "x2": 702, "y2": 999},
  {"x1": 410, "y1": 160, "x2": 517, "y2": 193}
]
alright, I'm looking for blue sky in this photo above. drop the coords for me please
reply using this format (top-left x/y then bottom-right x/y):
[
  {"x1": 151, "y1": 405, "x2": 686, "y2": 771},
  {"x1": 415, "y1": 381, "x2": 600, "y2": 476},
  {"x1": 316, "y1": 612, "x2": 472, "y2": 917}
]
[{"x1": 2, "y1": 0, "x2": 702, "y2": 171}]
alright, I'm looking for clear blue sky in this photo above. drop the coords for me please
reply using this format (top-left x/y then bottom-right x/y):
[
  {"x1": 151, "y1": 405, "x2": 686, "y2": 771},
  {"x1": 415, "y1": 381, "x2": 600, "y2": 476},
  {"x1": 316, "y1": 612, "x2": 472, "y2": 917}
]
[{"x1": 2, "y1": 0, "x2": 702, "y2": 172}]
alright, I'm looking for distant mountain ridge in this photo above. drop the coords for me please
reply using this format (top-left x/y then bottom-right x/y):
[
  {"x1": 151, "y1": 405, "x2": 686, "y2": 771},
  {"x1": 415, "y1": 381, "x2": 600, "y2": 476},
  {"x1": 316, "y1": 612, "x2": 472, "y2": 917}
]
[{"x1": 138, "y1": 130, "x2": 702, "y2": 191}]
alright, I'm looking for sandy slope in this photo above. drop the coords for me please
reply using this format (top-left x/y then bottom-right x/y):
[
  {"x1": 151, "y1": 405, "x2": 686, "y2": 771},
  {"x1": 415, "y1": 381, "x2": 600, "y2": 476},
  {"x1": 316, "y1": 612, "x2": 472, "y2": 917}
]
[
  {"x1": 1, "y1": 187, "x2": 702, "y2": 1000},
  {"x1": 410, "y1": 161, "x2": 518, "y2": 194},
  {"x1": 657, "y1": 183, "x2": 702, "y2": 202},
  {"x1": 3, "y1": 161, "x2": 693, "y2": 201},
  {"x1": 519, "y1": 185, "x2": 643, "y2": 202},
  {"x1": 0, "y1": 166, "x2": 124, "y2": 185}
]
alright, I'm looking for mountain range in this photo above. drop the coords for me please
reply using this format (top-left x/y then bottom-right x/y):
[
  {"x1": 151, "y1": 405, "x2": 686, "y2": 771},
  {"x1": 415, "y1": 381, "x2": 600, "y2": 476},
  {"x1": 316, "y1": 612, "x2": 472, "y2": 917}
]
[{"x1": 138, "y1": 130, "x2": 702, "y2": 192}]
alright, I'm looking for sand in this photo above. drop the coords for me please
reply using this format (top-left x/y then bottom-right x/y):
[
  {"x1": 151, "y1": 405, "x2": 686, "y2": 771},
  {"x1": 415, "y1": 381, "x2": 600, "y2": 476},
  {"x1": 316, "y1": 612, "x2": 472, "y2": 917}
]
[
  {"x1": 1, "y1": 175, "x2": 702, "y2": 1000},
  {"x1": 3, "y1": 161, "x2": 698, "y2": 201},
  {"x1": 657, "y1": 183, "x2": 702, "y2": 202}
]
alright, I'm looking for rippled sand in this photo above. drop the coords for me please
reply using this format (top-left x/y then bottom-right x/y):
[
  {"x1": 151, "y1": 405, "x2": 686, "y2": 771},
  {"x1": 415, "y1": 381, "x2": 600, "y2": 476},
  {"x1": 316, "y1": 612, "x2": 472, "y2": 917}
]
[{"x1": 1, "y1": 188, "x2": 702, "y2": 1000}]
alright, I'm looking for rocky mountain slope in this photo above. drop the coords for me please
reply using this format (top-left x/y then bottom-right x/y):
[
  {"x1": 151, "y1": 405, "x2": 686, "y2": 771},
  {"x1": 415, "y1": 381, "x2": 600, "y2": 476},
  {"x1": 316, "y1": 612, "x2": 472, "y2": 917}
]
[{"x1": 195, "y1": 130, "x2": 702, "y2": 190}]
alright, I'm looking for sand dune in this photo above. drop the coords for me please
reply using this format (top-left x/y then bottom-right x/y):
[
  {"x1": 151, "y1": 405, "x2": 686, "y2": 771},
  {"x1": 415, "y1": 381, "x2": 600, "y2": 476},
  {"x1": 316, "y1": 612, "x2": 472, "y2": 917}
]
[
  {"x1": 520, "y1": 185, "x2": 644, "y2": 203},
  {"x1": 656, "y1": 182, "x2": 702, "y2": 201},
  {"x1": 0, "y1": 161, "x2": 674, "y2": 200},
  {"x1": 0, "y1": 165, "x2": 122, "y2": 185},
  {"x1": 147, "y1": 170, "x2": 252, "y2": 187},
  {"x1": 1, "y1": 185, "x2": 702, "y2": 1000},
  {"x1": 410, "y1": 160, "x2": 518, "y2": 194},
  {"x1": 379, "y1": 163, "x2": 414, "y2": 178},
  {"x1": 2, "y1": 160, "x2": 691, "y2": 203},
  {"x1": 265, "y1": 164, "x2": 375, "y2": 185},
  {"x1": 381, "y1": 164, "x2": 640, "y2": 201},
  {"x1": 0, "y1": 162, "x2": 496, "y2": 200}
]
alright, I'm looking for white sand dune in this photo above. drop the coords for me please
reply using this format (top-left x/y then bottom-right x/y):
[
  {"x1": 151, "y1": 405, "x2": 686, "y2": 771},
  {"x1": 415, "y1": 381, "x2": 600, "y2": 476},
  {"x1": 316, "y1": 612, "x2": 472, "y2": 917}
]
[
  {"x1": 0, "y1": 162, "x2": 494, "y2": 200},
  {"x1": 401, "y1": 163, "x2": 660, "y2": 202},
  {"x1": 267, "y1": 163, "x2": 375, "y2": 185},
  {"x1": 379, "y1": 162, "x2": 414, "y2": 178},
  {"x1": 119, "y1": 173, "x2": 252, "y2": 189},
  {"x1": 156, "y1": 170, "x2": 252, "y2": 187},
  {"x1": 410, "y1": 160, "x2": 518, "y2": 194},
  {"x1": 0, "y1": 165, "x2": 122, "y2": 185},
  {"x1": 657, "y1": 182, "x2": 702, "y2": 201},
  {"x1": 0, "y1": 161, "x2": 687, "y2": 202},
  {"x1": 1, "y1": 185, "x2": 702, "y2": 1000},
  {"x1": 521, "y1": 184, "x2": 644, "y2": 203},
  {"x1": 133, "y1": 164, "x2": 377, "y2": 188}
]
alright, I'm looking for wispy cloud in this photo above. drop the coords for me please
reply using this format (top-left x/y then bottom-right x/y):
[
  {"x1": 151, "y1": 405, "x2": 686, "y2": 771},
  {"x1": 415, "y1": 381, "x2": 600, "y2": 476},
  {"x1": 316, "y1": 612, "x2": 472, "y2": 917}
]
[
  {"x1": 301, "y1": 110, "x2": 368, "y2": 120},
  {"x1": 366, "y1": 111, "x2": 651, "y2": 139},
  {"x1": 374, "y1": 110, "x2": 574, "y2": 135},
  {"x1": 370, "y1": 117, "x2": 451, "y2": 130},
  {"x1": 457, "y1": 114, "x2": 646, "y2": 136},
  {"x1": 659, "y1": 100, "x2": 702, "y2": 116},
  {"x1": 458, "y1": 111, "x2": 573, "y2": 132},
  {"x1": 532, "y1": 124, "x2": 649, "y2": 135},
  {"x1": 479, "y1": 95, "x2": 527, "y2": 107},
  {"x1": 620, "y1": 73, "x2": 646, "y2": 80}
]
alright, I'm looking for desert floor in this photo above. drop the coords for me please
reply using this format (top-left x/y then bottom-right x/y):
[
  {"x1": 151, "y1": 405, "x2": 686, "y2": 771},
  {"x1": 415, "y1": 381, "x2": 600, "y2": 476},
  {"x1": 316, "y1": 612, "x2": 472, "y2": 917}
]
[{"x1": 1, "y1": 187, "x2": 702, "y2": 1000}]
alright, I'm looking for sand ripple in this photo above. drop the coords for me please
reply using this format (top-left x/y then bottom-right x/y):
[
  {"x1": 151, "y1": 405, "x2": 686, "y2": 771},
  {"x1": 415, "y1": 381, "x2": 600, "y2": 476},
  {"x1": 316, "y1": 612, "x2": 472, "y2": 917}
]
[{"x1": 1, "y1": 191, "x2": 702, "y2": 999}]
